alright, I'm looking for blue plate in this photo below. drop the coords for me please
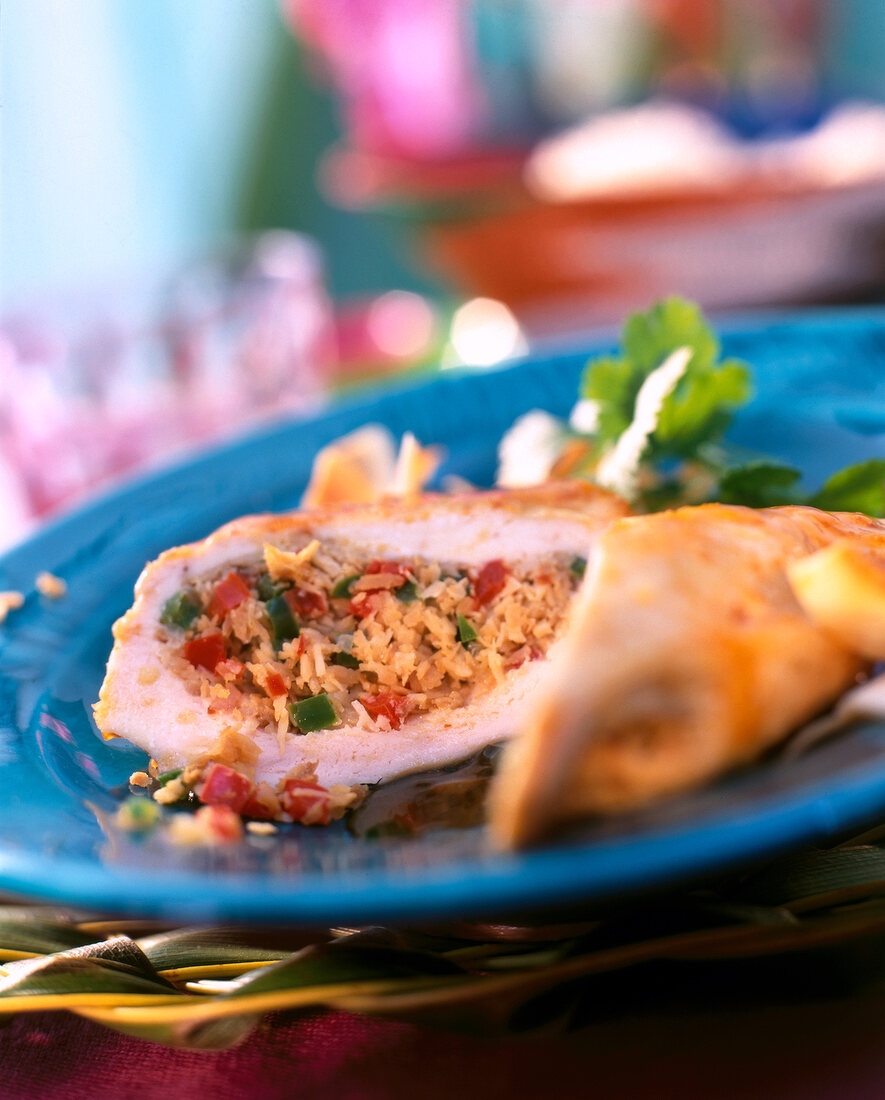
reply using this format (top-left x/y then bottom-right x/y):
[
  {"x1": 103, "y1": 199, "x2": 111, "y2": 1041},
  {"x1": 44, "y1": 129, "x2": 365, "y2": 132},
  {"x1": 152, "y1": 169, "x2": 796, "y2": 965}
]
[{"x1": 4, "y1": 309, "x2": 885, "y2": 923}]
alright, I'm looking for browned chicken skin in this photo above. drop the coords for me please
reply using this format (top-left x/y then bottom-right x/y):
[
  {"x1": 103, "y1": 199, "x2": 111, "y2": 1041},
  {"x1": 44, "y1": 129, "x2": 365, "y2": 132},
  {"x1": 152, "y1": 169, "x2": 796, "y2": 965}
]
[{"x1": 490, "y1": 504, "x2": 885, "y2": 849}]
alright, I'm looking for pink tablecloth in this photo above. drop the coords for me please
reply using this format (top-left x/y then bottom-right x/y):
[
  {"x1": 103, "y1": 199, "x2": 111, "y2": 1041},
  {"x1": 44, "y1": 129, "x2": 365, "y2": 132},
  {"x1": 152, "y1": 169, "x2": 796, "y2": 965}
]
[{"x1": 3, "y1": 993, "x2": 885, "y2": 1100}]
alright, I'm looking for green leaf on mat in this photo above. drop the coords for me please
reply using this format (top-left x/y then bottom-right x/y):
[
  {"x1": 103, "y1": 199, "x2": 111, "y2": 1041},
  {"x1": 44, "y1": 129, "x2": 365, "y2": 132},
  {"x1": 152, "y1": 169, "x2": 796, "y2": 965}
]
[
  {"x1": 717, "y1": 461, "x2": 803, "y2": 508},
  {"x1": 0, "y1": 937, "x2": 179, "y2": 1001},
  {"x1": 809, "y1": 459, "x2": 885, "y2": 516},
  {"x1": 138, "y1": 927, "x2": 290, "y2": 974}
]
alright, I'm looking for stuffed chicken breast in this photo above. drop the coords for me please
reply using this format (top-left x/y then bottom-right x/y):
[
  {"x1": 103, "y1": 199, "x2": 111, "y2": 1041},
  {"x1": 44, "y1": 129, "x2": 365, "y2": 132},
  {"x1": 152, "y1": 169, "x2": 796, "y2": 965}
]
[
  {"x1": 95, "y1": 483, "x2": 628, "y2": 821},
  {"x1": 490, "y1": 503, "x2": 885, "y2": 848}
]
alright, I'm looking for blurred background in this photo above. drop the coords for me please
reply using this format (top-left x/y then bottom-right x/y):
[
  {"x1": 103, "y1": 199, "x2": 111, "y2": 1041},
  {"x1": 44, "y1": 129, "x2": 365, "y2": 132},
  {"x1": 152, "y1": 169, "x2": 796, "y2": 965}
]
[{"x1": 5, "y1": 0, "x2": 885, "y2": 545}]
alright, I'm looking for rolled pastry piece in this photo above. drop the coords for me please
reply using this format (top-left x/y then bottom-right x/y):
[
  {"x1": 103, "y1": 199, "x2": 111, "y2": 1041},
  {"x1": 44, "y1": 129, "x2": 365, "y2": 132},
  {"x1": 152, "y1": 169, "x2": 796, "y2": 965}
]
[
  {"x1": 489, "y1": 504, "x2": 885, "y2": 849},
  {"x1": 94, "y1": 483, "x2": 629, "y2": 795}
]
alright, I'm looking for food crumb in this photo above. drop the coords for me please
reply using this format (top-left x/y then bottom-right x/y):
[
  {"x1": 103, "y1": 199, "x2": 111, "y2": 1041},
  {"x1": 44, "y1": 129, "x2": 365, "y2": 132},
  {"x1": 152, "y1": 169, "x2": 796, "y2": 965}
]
[
  {"x1": 166, "y1": 813, "x2": 210, "y2": 846},
  {"x1": 129, "y1": 771, "x2": 151, "y2": 788},
  {"x1": 36, "y1": 572, "x2": 67, "y2": 599},
  {"x1": 246, "y1": 820, "x2": 278, "y2": 836},
  {"x1": 0, "y1": 592, "x2": 24, "y2": 624},
  {"x1": 182, "y1": 764, "x2": 204, "y2": 786},
  {"x1": 153, "y1": 777, "x2": 188, "y2": 804},
  {"x1": 115, "y1": 797, "x2": 160, "y2": 833},
  {"x1": 167, "y1": 804, "x2": 243, "y2": 846}
]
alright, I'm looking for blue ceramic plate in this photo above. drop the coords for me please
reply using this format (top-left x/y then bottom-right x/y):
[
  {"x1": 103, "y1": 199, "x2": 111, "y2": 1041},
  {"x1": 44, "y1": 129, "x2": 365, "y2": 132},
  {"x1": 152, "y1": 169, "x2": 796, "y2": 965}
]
[{"x1": 4, "y1": 310, "x2": 885, "y2": 923}]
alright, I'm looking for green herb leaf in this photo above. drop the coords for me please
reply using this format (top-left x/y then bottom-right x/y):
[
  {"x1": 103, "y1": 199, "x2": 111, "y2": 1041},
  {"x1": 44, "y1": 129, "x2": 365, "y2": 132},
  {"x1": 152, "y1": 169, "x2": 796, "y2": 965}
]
[
  {"x1": 654, "y1": 357, "x2": 751, "y2": 458},
  {"x1": 581, "y1": 355, "x2": 639, "y2": 443},
  {"x1": 622, "y1": 295, "x2": 719, "y2": 377},
  {"x1": 717, "y1": 461, "x2": 803, "y2": 508},
  {"x1": 569, "y1": 556, "x2": 587, "y2": 579},
  {"x1": 809, "y1": 459, "x2": 885, "y2": 516},
  {"x1": 574, "y1": 299, "x2": 885, "y2": 519},
  {"x1": 582, "y1": 298, "x2": 751, "y2": 457},
  {"x1": 579, "y1": 298, "x2": 751, "y2": 504}
]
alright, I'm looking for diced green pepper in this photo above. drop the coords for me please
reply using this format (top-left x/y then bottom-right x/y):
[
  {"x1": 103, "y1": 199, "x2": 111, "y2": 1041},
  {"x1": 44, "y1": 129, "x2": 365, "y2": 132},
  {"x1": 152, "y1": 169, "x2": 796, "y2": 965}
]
[
  {"x1": 257, "y1": 573, "x2": 282, "y2": 601},
  {"x1": 157, "y1": 768, "x2": 183, "y2": 786},
  {"x1": 457, "y1": 614, "x2": 478, "y2": 644},
  {"x1": 331, "y1": 574, "x2": 360, "y2": 598},
  {"x1": 265, "y1": 594, "x2": 299, "y2": 647},
  {"x1": 160, "y1": 591, "x2": 201, "y2": 631},
  {"x1": 330, "y1": 651, "x2": 360, "y2": 669},
  {"x1": 289, "y1": 692, "x2": 338, "y2": 732},
  {"x1": 570, "y1": 556, "x2": 587, "y2": 579},
  {"x1": 396, "y1": 580, "x2": 419, "y2": 604},
  {"x1": 116, "y1": 796, "x2": 160, "y2": 833}
]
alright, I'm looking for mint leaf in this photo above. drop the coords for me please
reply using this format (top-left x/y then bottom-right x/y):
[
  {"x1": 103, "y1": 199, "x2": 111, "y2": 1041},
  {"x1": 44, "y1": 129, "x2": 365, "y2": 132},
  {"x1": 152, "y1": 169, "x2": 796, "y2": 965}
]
[
  {"x1": 809, "y1": 460, "x2": 885, "y2": 516},
  {"x1": 718, "y1": 461, "x2": 802, "y2": 508}
]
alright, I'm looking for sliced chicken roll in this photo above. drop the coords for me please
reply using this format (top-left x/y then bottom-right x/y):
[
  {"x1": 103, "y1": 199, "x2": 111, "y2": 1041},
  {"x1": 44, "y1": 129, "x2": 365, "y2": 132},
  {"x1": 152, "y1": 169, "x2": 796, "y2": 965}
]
[
  {"x1": 95, "y1": 483, "x2": 628, "y2": 812},
  {"x1": 490, "y1": 503, "x2": 885, "y2": 848}
]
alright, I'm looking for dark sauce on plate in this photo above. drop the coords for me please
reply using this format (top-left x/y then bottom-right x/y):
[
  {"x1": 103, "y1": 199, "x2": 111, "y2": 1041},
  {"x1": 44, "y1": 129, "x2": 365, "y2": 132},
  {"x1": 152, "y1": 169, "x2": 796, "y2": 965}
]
[{"x1": 348, "y1": 744, "x2": 502, "y2": 839}]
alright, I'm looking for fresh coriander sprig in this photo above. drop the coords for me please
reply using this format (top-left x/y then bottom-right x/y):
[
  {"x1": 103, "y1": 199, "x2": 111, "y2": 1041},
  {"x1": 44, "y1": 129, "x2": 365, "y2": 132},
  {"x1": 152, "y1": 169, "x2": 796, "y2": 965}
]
[
  {"x1": 572, "y1": 297, "x2": 885, "y2": 516},
  {"x1": 581, "y1": 296, "x2": 751, "y2": 462}
]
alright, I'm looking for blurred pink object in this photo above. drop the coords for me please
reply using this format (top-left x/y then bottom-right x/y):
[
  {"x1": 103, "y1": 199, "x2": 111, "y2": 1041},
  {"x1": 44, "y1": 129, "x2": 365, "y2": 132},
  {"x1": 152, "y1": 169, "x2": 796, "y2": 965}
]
[
  {"x1": 285, "y1": 0, "x2": 483, "y2": 158},
  {"x1": 0, "y1": 232, "x2": 335, "y2": 545}
]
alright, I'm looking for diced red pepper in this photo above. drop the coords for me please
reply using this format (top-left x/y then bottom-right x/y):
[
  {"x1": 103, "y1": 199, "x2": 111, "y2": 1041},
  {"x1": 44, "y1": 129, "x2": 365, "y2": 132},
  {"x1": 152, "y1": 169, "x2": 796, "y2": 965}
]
[
  {"x1": 208, "y1": 572, "x2": 251, "y2": 619},
  {"x1": 280, "y1": 779, "x2": 333, "y2": 826},
  {"x1": 360, "y1": 691, "x2": 411, "y2": 730},
  {"x1": 346, "y1": 561, "x2": 413, "y2": 614},
  {"x1": 196, "y1": 804, "x2": 244, "y2": 844},
  {"x1": 241, "y1": 783, "x2": 281, "y2": 821},
  {"x1": 348, "y1": 590, "x2": 383, "y2": 618},
  {"x1": 365, "y1": 560, "x2": 411, "y2": 581},
  {"x1": 284, "y1": 587, "x2": 328, "y2": 619},
  {"x1": 197, "y1": 763, "x2": 254, "y2": 813},
  {"x1": 505, "y1": 644, "x2": 544, "y2": 671},
  {"x1": 297, "y1": 635, "x2": 307, "y2": 657},
  {"x1": 184, "y1": 632, "x2": 227, "y2": 671},
  {"x1": 265, "y1": 671, "x2": 288, "y2": 698},
  {"x1": 474, "y1": 559, "x2": 508, "y2": 607}
]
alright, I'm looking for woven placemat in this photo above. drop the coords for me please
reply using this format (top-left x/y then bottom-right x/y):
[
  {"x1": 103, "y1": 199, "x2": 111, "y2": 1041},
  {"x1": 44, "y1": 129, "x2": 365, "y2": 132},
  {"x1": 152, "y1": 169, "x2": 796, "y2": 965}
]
[{"x1": 1, "y1": 829, "x2": 885, "y2": 1049}]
